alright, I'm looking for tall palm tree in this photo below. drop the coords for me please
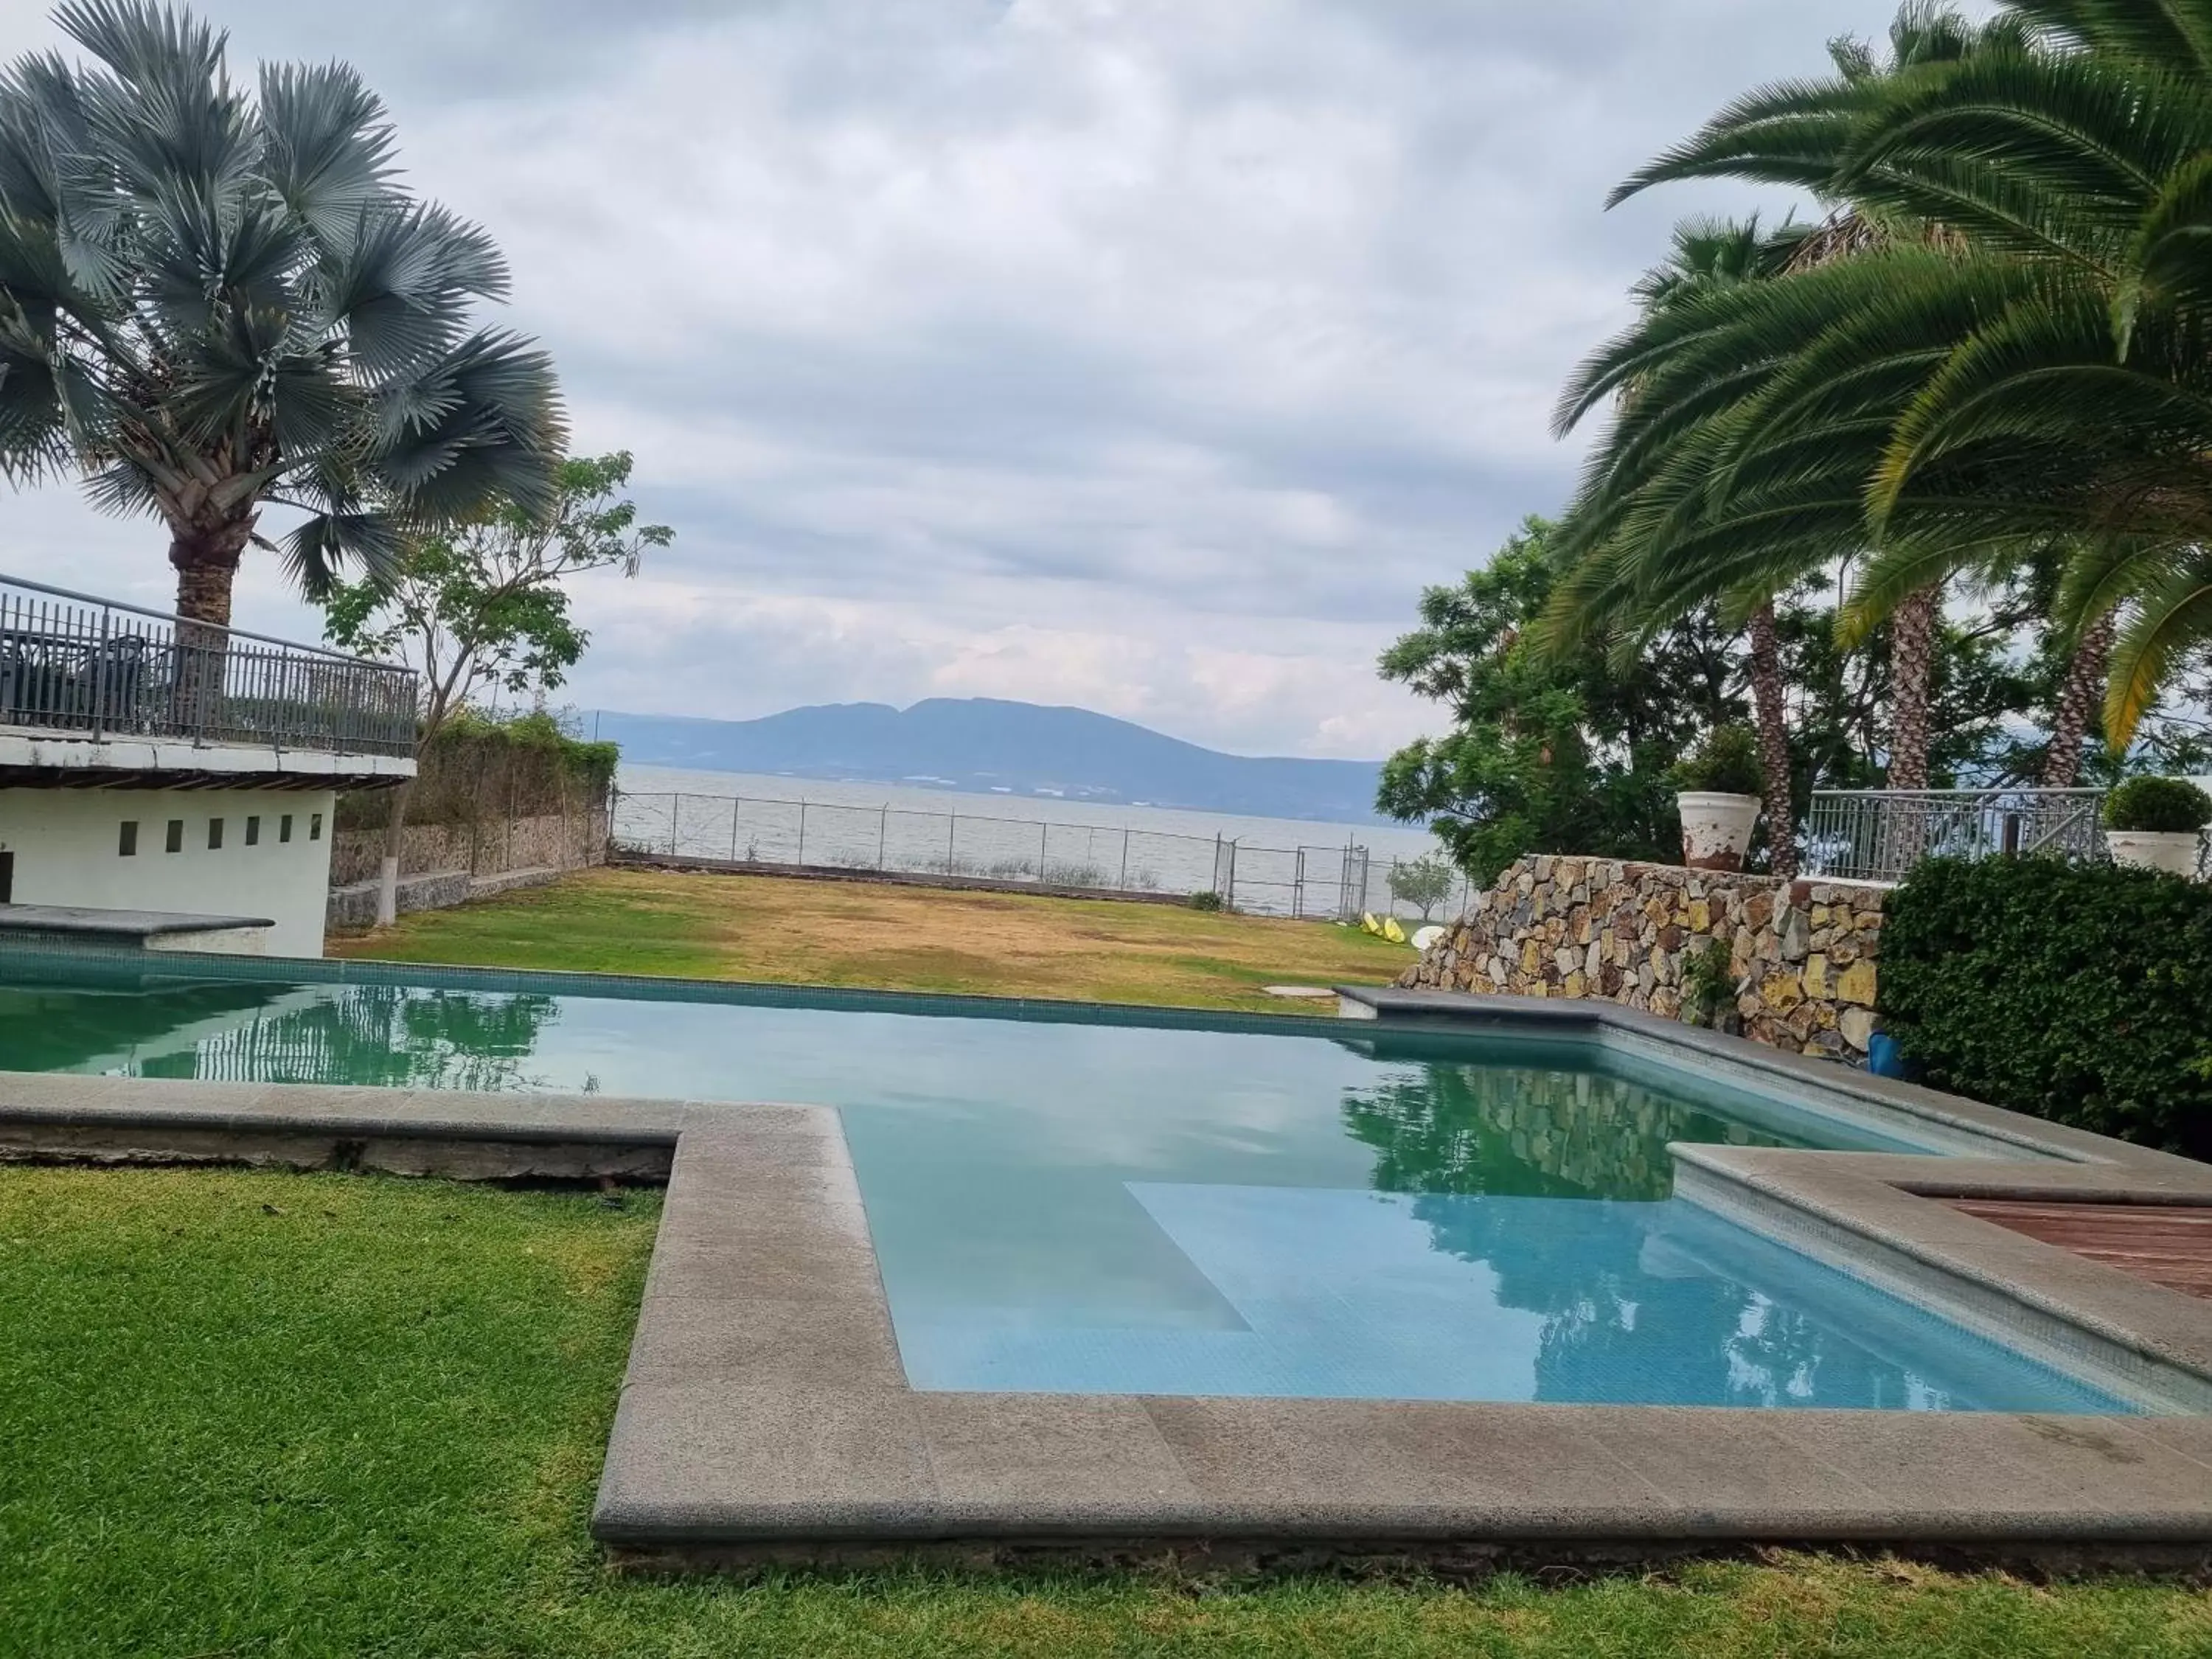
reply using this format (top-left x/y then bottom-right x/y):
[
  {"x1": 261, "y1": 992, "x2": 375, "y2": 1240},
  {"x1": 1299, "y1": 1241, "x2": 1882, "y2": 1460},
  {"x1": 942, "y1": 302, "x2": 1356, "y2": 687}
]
[
  {"x1": 1547, "y1": 214, "x2": 1815, "y2": 874},
  {"x1": 0, "y1": 1, "x2": 564, "y2": 633},
  {"x1": 1550, "y1": 0, "x2": 2212, "y2": 768},
  {"x1": 1834, "y1": 1, "x2": 2212, "y2": 744},
  {"x1": 1574, "y1": 2, "x2": 2037, "y2": 793}
]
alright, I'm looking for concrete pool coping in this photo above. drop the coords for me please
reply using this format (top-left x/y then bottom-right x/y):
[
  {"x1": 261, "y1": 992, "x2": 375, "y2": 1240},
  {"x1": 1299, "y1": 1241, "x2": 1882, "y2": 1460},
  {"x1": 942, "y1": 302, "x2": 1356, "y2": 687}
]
[{"x1": 4, "y1": 986, "x2": 2212, "y2": 1568}]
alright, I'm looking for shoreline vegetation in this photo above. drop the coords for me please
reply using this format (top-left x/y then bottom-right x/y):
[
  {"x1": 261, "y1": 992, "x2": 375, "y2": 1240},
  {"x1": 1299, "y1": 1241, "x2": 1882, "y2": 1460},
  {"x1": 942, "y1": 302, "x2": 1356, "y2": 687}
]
[{"x1": 330, "y1": 866, "x2": 1414, "y2": 1015}]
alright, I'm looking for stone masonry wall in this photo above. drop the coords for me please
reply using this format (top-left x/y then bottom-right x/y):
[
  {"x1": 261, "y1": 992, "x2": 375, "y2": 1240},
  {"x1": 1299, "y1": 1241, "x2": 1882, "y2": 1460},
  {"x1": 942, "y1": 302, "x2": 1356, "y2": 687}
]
[
  {"x1": 1397, "y1": 855, "x2": 1887, "y2": 1061},
  {"x1": 328, "y1": 807, "x2": 609, "y2": 888}
]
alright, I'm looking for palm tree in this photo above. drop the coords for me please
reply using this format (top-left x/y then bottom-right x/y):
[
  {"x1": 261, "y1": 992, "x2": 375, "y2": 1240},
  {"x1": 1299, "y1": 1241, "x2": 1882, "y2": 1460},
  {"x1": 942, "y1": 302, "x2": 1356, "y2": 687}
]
[
  {"x1": 1568, "y1": 3, "x2": 2037, "y2": 794},
  {"x1": 1546, "y1": 214, "x2": 1815, "y2": 874},
  {"x1": 1550, "y1": 0, "x2": 2212, "y2": 772},
  {"x1": 0, "y1": 1, "x2": 564, "y2": 634},
  {"x1": 1832, "y1": 2, "x2": 2212, "y2": 745}
]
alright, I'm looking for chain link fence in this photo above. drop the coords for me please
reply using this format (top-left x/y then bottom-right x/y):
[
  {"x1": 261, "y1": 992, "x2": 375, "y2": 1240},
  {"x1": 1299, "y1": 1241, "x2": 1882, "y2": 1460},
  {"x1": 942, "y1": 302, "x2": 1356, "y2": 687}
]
[{"x1": 608, "y1": 789, "x2": 1448, "y2": 922}]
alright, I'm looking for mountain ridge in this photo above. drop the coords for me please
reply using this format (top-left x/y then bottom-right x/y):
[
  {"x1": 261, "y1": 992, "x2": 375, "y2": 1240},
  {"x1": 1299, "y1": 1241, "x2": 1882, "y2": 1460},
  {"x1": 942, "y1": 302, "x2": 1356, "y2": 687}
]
[{"x1": 586, "y1": 698, "x2": 1390, "y2": 824}]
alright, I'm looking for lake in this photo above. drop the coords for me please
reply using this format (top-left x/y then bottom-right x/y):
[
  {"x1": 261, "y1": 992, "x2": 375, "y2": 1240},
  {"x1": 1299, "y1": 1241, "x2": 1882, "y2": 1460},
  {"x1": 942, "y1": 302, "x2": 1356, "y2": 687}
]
[{"x1": 615, "y1": 763, "x2": 1462, "y2": 920}]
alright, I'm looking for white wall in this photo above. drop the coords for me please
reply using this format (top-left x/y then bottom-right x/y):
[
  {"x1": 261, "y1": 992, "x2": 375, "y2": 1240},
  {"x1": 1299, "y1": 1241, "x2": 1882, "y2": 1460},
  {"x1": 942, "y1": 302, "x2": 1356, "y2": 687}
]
[{"x1": 0, "y1": 787, "x2": 337, "y2": 958}]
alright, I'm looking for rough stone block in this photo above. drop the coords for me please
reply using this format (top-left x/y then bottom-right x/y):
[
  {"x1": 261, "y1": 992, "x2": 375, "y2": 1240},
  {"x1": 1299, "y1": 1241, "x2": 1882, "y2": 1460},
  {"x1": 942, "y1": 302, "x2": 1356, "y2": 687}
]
[
  {"x1": 1840, "y1": 1007, "x2": 1876, "y2": 1050},
  {"x1": 1837, "y1": 961, "x2": 1878, "y2": 1006}
]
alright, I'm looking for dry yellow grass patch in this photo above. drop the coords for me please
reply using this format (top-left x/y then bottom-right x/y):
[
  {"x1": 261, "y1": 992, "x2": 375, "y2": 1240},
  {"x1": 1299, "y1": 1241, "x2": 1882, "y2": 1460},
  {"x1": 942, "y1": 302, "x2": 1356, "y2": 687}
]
[{"x1": 333, "y1": 866, "x2": 1417, "y2": 1014}]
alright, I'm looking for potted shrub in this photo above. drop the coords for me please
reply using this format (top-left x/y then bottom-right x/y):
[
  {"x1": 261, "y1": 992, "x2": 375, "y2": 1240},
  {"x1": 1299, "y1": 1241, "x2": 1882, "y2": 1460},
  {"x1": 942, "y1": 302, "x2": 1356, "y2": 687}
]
[
  {"x1": 2103, "y1": 776, "x2": 2211, "y2": 878},
  {"x1": 1672, "y1": 725, "x2": 1763, "y2": 872}
]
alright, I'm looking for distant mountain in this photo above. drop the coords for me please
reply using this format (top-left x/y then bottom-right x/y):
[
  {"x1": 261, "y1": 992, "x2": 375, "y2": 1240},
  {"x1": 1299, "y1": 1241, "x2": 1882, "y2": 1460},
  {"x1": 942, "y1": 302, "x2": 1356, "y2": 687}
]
[{"x1": 585, "y1": 698, "x2": 1389, "y2": 824}]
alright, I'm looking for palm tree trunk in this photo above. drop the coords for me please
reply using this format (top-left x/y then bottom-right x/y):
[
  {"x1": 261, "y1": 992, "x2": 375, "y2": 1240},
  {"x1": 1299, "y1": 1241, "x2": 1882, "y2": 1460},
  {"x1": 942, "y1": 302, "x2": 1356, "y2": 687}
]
[
  {"x1": 170, "y1": 537, "x2": 243, "y2": 627},
  {"x1": 1886, "y1": 582, "x2": 1941, "y2": 792},
  {"x1": 167, "y1": 528, "x2": 250, "y2": 738},
  {"x1": 1747, "y1": 599, "x2": 1797, "y2": 880},
  {"x1": 2041, "y1": 612, "x2": 2115, "y2": 789}
]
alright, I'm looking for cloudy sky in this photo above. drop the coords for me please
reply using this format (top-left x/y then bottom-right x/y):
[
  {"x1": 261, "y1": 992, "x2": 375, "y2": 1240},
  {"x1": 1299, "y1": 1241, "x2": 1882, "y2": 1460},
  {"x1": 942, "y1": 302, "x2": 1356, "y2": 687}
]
[{"x1": 3, "y1": 0, "x2": 1926, "y2": 759}]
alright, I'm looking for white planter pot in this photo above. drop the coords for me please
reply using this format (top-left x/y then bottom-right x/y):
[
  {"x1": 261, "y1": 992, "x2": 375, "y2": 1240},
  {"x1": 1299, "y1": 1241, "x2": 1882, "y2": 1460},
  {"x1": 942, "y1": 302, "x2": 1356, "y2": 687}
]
[
  {"x1": 1677, "y1": 791, "x2": 1761, "y2": 872},
  {"x1": 2105, "y1": 829, "x2": 2205, "y2": 878}
]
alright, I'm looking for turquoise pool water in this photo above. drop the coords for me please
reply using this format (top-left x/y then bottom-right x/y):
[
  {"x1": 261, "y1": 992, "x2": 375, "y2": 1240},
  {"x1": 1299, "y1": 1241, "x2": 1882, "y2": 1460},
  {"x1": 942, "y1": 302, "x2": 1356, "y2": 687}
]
[{"x1": 0, "y1": 961, "x2": 2129, "y2": 1413}]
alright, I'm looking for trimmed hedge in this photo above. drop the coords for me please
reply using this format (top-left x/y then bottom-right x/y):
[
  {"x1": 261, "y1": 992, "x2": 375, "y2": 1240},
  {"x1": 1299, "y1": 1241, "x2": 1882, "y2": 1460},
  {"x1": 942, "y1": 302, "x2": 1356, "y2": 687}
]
[
  {"x1": 1879, "y1": 856, "x2": 2212, "y2": 1160},
  {"x1": 2104, "y1": 775, "x2": 2212, "y2": 833}
]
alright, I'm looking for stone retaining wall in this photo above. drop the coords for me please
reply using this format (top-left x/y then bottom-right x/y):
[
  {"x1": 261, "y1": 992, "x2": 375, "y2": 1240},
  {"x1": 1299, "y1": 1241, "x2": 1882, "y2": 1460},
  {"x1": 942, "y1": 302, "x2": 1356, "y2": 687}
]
[
  {"x1": 328, "y1": 807, "x2": 608, "y2": 888},
  {"x1": 1397, "y1": 855, "x2": 1888, "y2": 1061},
  {"x1": 325, "y1": 807, "x2": 606, "y2": 933}
]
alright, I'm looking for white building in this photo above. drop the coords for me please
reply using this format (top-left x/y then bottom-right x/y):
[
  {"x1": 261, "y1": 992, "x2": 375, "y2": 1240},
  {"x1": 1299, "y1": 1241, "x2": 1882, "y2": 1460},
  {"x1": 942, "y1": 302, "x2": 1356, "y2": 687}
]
[{"x1": 0, "y1": 574, "x2": 417, "y2": 957}]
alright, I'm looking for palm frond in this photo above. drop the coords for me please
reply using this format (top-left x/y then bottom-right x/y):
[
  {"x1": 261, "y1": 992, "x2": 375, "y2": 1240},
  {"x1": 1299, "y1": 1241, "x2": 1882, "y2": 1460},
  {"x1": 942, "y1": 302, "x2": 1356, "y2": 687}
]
[
  {"x1": 2104, "y1": 546, "x2": 2212, "y2": 741},
  {"x1": 2001, "y1": 0, "x2": 2212, "y2": 79},
  {"x1": 278, "y1": 508, "x2": 402, "y2": 597},
  {"x1": 255, "y1": 59, "x2": 394, "y2": 242}
]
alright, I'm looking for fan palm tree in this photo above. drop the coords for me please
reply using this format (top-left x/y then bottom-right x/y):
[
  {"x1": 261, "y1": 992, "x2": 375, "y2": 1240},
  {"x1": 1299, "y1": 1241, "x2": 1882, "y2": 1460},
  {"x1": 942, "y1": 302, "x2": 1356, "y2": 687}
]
[{"x1": 0, "y1": 1, "x2": 564, "y2": 636}]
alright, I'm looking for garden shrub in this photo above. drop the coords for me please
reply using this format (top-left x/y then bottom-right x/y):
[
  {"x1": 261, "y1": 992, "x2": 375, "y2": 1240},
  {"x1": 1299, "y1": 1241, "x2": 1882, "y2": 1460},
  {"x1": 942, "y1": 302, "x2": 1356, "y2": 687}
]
[
  {"x1": 2104, "y1": 776, "x2": 2212, "y2": 834},
  {"x1": 1670, "y1": 724, "x2": 1763, "y2": 796},
  {"x1": 1879, "y1": 856, "x2": 2212, "y2": 1159},
  {"x1": 335, "y1": 709, "x2": 618, "y2": 832}
]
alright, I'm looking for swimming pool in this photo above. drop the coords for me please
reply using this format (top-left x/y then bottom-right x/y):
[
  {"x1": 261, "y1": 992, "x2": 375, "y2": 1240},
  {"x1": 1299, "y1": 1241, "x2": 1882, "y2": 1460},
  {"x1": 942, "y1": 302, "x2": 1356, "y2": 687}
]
[{"x1": 0, "y1": 958, "x2": 2132, "y2": 1413}]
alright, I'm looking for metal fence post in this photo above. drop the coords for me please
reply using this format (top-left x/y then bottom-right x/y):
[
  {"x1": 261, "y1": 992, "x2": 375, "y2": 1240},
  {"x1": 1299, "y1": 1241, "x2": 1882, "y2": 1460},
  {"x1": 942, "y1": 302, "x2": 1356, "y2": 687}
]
[
  {"x1": 670, "y1": 794, "x2": 681, "y2": 858},
  {"x1": 1039, "y1": 821, "x2": 1048, "y2": 881},
  {"x1": 797, "y1": 801, "x2": 808, "y2": 866},
  {"x1": 730, "y1": 799, "x2": 741, "y2": 862},
  {"x1": 878, "y1": 805, "x2": 888, "y2": 870},
  {"x1": 1119, "y1": 828, "x2": 1130, "y2": 891},
  {"x1": 947, "y1": 810, "x2": 956, "y2": 874},
  {"x1": 91, "y1": 604, "x2": 110, "y2": 741}
]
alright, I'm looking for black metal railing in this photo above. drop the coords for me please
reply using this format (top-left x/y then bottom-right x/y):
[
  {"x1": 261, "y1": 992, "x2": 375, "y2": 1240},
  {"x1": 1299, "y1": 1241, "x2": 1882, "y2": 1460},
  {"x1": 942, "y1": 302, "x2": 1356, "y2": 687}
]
[{"x1": 0, "y1": 574, "x2": 417, "y2": 758}]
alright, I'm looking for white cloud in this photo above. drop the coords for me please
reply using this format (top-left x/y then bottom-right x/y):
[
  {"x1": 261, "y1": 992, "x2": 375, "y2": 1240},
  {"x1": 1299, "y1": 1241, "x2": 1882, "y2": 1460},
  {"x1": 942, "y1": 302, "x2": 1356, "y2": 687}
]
[{"x1": 1, "y1": 0, "x2": 1923, "y2": 757}]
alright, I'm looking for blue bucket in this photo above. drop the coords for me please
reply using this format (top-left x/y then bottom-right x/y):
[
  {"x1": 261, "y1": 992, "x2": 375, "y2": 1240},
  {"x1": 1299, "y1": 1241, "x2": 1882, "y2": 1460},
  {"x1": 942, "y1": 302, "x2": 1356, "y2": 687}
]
[{"x1": 1868, "y1": 1032, "x2": 1918, "y2": 1081}]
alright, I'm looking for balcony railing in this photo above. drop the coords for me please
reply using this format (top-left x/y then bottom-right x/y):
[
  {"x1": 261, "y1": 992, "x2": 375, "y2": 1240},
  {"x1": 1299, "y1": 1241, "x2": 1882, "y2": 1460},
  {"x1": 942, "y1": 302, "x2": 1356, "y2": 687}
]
[
  {"x1": 1802, "y1": 786, "x2": 2111, "y2": 883},
  {"x1": 0, "y1": 574, "x2": 417, "y2": 759}
]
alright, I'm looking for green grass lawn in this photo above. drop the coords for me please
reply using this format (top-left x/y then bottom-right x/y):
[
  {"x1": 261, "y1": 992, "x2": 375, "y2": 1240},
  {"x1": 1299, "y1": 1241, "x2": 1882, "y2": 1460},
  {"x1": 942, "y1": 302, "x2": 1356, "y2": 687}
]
[
  {"x1": 331, "y1": 866, "x2": 1419, "y2": 1015},
  {"x1": 4, "y1": 1164, "x2": 2207, "y2": 1658}
]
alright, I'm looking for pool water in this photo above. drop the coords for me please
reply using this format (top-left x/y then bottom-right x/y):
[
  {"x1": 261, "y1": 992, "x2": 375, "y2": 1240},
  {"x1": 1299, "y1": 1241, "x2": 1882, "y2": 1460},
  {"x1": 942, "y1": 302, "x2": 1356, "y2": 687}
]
[{"x1": 0, "y1": 966, "x2": 2131, "y2": 1413}]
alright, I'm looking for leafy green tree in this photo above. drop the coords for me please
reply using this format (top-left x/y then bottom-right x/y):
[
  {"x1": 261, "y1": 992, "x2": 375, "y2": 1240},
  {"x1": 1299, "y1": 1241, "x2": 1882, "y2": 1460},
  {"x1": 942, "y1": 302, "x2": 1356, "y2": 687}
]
[
  {"x1": 323, "y1": 452, "x2": 670, "y2": 924},
  {"x1": 1380, "y1": 520, "x2": 2073, "y2": 886},
  {"x1": 1385, "y1": 854, "x2": 1458, "y2": 922},
  {"x1": 0, "y1": 1, "x2": 563, "y2": 627},
  {"x1": 1377, "y1": 517, "x2": 1744, "y2": 883}
]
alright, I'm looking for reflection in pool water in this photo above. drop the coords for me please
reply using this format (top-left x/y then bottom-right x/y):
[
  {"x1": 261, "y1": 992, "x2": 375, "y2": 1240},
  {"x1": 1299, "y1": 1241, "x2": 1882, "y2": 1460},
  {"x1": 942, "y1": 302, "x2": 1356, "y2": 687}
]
[{"x1": 0, "y1": 968, "x2": 2129, "y2": 1411}]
